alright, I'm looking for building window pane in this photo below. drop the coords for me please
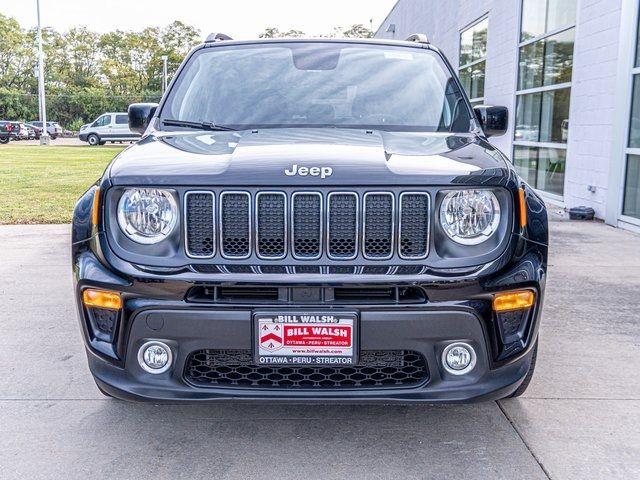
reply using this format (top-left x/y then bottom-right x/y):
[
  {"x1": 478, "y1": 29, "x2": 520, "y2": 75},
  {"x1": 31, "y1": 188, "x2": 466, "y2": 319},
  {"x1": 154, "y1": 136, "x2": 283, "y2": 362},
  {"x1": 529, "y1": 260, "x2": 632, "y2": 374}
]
[
  {"x1": 519, "y1": 41, "x2": 545, "y2": 90},
  {"x1": 515, "y1": 88, "x2": 570, "y2": 143},
  {"x1": 540, "y1": 88, "x2": 571, "y2": 143},
  {"x1": 516, "y1": 93, "x2": 541, "y2": 141},
  {"x1": 459, "y1": 18, "x2": 488, "y2": 101},
  {"x1": 471, "y1": 19, "x2": 488, "y2": 61},
  {"x1": 521, "y1": 0, "x2": 546, "y2": 41},
  {"x1": 514, "y1": 146, "x2": 565, "y2": 194},
  {"x1": 636, "y1": 15, "x2": 640, "y2": 67},
  {"x1": 546, "y1": 0, "x2": 577, "y2": 33},
  {"x1": 623, "y1": 155, "x2": 640, "y2": 219},
  {"x1": 521, "y1": 0, "x2": 576, "y2": 41},
  {"x1": 543, "y1": 28, "x2": 574, "y2": 85},
  {"x1": 514, "y1": 146, "x2": 539, "y2": 185},
  {"x1": 518, "y1": 29, "x2": 574, "y2": 90},
  {"x1": 629, "y1": 75, "x2": 640, "y2": 148}
]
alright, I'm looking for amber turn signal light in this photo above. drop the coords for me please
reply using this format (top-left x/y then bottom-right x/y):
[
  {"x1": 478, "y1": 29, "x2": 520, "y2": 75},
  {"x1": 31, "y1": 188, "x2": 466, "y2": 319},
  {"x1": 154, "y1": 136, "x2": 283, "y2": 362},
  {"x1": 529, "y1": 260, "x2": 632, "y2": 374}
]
[
  {"x1": 82, "y1": 289, "x2": 122, "y2": 310},
  {"x1": 493, "y1": 290, "x2": 535, "y2": 312},
  {"x1": 91, "y1": 187, "x2": 101, "y2": 226},
  {"x1": 518, "y1": 187, "x2": 527, "y2": 228}
]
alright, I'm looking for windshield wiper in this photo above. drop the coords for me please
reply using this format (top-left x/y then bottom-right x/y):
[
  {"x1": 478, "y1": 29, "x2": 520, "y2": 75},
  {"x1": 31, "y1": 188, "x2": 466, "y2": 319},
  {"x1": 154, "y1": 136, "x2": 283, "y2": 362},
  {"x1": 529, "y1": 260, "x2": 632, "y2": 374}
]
[{"x1": 162, "y1": 119, "x2": 236, "y2": 131}]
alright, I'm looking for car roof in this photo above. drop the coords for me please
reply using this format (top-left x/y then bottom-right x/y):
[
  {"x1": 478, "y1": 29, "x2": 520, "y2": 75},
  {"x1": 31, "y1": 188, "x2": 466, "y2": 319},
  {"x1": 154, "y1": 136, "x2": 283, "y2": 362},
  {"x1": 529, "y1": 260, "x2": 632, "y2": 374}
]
[{"x1": 200, "y1": 36, "x2": 437, "y2": 52}]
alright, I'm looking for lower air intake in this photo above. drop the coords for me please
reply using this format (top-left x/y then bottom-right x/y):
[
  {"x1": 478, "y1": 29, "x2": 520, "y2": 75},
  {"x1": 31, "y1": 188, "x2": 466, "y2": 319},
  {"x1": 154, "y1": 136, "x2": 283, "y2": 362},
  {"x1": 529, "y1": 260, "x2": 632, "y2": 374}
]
[{"x1": 185, "y1": 350, "x2": 428, "y2": 389}]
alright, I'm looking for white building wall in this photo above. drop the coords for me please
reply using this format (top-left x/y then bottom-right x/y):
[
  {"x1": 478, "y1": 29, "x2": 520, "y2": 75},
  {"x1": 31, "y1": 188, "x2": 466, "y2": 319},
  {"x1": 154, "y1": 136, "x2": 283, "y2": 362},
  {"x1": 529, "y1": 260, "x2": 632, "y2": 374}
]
[
  {"x1": 376, "y1": 0, "x2": 627, "y2": 221},
  {"x1": 565, "y1": 0, "x2": 623, "y2": 217}
]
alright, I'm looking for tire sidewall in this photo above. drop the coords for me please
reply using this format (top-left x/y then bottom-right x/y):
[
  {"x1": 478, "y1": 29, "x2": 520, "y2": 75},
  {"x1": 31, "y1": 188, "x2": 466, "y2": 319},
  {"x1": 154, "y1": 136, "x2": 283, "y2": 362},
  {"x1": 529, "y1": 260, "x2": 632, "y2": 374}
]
[{"x1": 87, "y1": 134, "x2": 100, "y2": 146}]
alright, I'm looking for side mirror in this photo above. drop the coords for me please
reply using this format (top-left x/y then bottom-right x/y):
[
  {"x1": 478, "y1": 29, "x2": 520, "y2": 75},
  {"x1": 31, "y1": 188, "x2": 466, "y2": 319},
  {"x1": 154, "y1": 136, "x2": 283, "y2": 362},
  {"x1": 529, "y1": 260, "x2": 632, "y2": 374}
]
[
  {"x1": 474, "y1": 105, "x2": 508, "y2": 137},
  {"x1": 128, "y1": 103, "x2": 158, "y2": 135}
]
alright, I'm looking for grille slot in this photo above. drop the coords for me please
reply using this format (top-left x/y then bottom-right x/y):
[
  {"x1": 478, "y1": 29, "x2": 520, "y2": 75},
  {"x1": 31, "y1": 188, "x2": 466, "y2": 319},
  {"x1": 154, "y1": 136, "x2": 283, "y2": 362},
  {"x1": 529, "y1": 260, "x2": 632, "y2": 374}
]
[
  {"x1": 185, "y1": 350, "x2": 429, "y2": 389},
  {"x1": 292, "y1": 193, "x2": 322, "y2": 259},
  {"x1": 185, "y1": 192, "x2": 215, "y2": 258},
  {"x1": 399, "y1": 193, "x2": 430, "y2": 259},
  {"x1": 220, "y1": 192, "x2": 251, "y2": 258},
  {"x1": 327, "y1": 192, "x2": 358, "y2": 259},
  {"x1": 363, "y1": 192, "x2": 394, "y2": 259},
  {"x1": 256, "y1": 192, "x2": 286, "y2": 259}
]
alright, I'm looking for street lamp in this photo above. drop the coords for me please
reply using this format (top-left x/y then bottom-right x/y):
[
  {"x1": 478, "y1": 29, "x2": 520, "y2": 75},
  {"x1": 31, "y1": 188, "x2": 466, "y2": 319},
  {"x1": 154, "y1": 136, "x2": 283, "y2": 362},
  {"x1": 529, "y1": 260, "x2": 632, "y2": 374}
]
[
  {"x1": 36, "y1": 0, "x2": 50, "y2": 145},
  {"x1": 161, "y1": 55, "x2": 168, "y2": 93}
]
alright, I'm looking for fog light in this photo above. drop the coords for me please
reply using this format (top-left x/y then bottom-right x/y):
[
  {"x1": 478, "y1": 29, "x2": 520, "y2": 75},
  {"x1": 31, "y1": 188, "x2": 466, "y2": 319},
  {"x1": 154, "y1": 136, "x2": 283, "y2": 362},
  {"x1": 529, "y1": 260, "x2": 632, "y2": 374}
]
[
  {"x1": 442, "y1": 342, "x2": 476, "y2": 375},
  {"x1": 138, "y1": 341, "x2": 172, "y2": 374}
]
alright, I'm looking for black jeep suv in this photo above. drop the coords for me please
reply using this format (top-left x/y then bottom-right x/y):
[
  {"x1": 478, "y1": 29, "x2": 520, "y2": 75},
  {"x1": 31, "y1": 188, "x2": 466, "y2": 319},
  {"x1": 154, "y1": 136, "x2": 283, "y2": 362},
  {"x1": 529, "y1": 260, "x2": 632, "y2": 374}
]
[{"x1": 72, "y1": 35, "x2": 547, "y2": 402}]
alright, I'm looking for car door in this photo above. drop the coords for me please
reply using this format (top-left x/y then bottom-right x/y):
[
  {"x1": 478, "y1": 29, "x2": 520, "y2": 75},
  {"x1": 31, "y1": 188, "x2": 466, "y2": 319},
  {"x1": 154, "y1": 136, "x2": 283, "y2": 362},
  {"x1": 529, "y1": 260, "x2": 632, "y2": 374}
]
[
  {"x1": 93, "y1": 114, "x2": 112, "y2": 138},
  {"x1": 114, "y1": 114, "x2": 132, "y2": 140}
]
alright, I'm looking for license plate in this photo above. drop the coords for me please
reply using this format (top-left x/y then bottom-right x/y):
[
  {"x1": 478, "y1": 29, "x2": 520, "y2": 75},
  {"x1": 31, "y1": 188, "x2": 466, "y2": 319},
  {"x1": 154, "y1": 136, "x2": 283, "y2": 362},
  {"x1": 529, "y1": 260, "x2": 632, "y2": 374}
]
[{"x1": 254, "y1": 312, "x2": 358, "y2": 366}]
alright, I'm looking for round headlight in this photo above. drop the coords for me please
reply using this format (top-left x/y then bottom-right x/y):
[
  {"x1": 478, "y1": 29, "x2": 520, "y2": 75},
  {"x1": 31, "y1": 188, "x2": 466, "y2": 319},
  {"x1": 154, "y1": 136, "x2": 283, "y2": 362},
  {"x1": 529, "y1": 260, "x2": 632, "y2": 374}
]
[
  {"x1": 440, "y1": 190, "x2": 500, "y2": 245},
  {"x1": 117, "y1": 188, "x2": 178, "y2": 244}
]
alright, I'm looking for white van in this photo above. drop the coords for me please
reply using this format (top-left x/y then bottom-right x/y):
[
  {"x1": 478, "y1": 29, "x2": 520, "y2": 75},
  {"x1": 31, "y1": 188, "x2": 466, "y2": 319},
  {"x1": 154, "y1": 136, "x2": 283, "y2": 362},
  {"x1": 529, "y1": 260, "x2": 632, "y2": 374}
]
[{"x1": 79, "y1": 112, "x2": 141, "y2": 146}]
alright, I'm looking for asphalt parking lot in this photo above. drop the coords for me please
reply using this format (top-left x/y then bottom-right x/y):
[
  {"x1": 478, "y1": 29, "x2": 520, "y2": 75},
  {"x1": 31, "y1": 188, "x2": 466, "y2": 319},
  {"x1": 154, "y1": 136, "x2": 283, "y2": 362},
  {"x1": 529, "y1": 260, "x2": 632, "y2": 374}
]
[{"x1": 0, "y1": 218, "x2": 638, "y2": 479}]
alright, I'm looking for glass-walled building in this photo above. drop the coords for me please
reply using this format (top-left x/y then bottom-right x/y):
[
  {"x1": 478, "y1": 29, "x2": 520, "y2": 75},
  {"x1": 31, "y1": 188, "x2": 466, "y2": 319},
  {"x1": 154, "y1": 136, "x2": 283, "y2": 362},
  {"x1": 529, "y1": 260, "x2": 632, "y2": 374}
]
[{"x1": 376, "y1": 0, "x2": 640, "y2": 232}]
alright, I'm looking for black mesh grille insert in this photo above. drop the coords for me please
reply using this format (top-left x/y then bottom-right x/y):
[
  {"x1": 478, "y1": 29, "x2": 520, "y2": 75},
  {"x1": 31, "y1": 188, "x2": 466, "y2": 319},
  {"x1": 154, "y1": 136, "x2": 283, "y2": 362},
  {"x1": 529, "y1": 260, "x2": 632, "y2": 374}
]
[
  {"x1": 364, "y1": 193, "x2": 394, "y2": 258},
  {"x1": 221, "y1": 193, "x2": 250, "y2": 257},
  {"x1": 257, "y1": 193, "x2": 286, "y2": 258},
  {"x1": 328, "y1": 193, "x2": 357, "y2": 258},
  {"x1": 186, "y1": 193, "x2": 214, "y2": 257},
  {"x1": 292, "y1": 193, "x2": 322, "y2": 258},
  {"x1": 87, "y1": 307, "x2": 119, "y2": 343},
  {"x1": 400, "y1": 193, "x2": 430, "y2": 258},
  {"x1": 186, "y1": 350, "x2": 428, "y2": 388}
]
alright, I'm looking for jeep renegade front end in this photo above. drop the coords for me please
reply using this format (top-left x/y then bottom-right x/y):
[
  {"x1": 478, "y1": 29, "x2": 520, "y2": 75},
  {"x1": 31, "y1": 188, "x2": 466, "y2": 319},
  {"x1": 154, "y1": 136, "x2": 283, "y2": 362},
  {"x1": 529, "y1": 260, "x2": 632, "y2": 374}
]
[{"x1": 72, "y1": 35, "x2": 548, "y2": 402}]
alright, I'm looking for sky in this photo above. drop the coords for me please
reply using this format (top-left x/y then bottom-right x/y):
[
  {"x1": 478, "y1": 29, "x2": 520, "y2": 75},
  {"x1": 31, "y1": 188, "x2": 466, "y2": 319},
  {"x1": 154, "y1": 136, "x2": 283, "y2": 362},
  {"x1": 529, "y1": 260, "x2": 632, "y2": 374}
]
[{"x1": 1, "y1": 0, "x2": 398, "y2": 38}]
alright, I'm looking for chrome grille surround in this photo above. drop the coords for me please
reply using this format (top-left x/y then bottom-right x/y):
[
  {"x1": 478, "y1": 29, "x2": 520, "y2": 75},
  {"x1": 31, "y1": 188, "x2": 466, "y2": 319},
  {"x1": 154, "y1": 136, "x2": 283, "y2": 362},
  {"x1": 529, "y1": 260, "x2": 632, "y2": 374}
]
[
  {"x1": 398, "y1": 192, "x2": 431, "y2": 260},
  {"x1": 255, "y1": 191, "x2": 287, "y2": 260},
  {"x1": 219, "y1": 191, "x2": 252, "y2": 259},
  {"x1": 184, "y1": 191, "x2": 215, "y2": 259}
]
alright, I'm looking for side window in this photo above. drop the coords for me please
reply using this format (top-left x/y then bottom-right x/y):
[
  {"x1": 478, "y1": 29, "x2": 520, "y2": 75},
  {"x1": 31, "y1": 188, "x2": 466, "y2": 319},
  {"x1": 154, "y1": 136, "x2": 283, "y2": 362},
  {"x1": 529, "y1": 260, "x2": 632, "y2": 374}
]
[
  {"x1": 93, "y1": 115, "x2": 111, "y2": 127},
  {"x1": 115, "y1": 115, "x2": 128, "y2": 125}
]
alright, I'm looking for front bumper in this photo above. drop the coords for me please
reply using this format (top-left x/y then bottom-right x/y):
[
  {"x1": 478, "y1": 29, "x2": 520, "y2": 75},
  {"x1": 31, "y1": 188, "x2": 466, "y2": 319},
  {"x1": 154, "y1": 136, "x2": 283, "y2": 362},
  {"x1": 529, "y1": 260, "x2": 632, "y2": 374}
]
[{"x1": 74, "y1": 236, "x2": 546, "y2": 403}]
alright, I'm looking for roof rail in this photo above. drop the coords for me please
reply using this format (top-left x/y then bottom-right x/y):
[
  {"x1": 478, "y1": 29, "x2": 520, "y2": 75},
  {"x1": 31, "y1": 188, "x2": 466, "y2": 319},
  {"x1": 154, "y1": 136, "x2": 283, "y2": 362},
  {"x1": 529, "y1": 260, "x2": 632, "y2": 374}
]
[
  {"x1": 205, "y1": 32, "x2": 233, "y2": 43},
  {"x1": 405, "y1": 33, "x2": 429, "y2": 44}
]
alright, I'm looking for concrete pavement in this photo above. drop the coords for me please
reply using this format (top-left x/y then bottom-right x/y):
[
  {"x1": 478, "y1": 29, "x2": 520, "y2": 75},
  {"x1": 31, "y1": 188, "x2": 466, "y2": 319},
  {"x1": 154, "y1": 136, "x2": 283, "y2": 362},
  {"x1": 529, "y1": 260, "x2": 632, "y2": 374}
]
[{"x1": 0, "y1": 219, "x2": 638, "y2": 479}]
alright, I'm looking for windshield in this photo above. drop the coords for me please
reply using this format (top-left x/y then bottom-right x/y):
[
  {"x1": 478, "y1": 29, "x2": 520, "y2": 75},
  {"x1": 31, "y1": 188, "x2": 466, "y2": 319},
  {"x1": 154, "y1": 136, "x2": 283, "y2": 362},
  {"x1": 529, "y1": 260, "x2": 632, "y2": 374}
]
[{"x1": 160, "y1": 42, "x2": 472, "y2": 132}]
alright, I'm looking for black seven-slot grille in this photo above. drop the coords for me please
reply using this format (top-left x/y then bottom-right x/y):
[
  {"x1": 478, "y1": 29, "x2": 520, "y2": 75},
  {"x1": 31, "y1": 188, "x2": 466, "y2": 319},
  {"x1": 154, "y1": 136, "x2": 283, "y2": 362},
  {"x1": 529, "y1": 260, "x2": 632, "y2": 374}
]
[
  {"x1": 186, "y1": 350, "x2": 429, "y2": 389},
  {"x1": 185, "y1": 190, "x2": 430, "y2": 261}
]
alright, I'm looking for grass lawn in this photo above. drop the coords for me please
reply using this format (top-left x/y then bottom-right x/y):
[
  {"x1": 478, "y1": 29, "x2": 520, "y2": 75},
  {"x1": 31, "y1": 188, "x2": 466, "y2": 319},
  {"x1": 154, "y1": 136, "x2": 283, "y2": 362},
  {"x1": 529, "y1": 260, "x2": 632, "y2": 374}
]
[{"x1": 0, "y1": 144, "x2": 125, "y2": 224}]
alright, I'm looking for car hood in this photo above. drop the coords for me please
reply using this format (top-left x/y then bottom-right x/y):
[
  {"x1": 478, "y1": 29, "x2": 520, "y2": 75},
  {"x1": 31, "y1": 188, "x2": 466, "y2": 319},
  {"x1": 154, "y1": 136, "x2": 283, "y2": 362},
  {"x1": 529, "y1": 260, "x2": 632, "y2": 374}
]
[{"x1": 108, "y1": 128, "x2": 511, "y2": 186}]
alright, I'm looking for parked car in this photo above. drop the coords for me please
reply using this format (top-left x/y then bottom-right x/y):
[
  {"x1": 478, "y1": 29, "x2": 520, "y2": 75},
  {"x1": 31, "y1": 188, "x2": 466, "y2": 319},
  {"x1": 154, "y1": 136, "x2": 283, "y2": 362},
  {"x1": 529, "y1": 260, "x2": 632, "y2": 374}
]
[
  {"x1": 25, "y1": 123, "x2": 42, "y2": 140},
  {"x1": 16, "y1": 123, "x2": 30, "y2": 140},
  {"x1": 72, "y1": 35, "x2": 548, "y2": 403},
  {"x1": 29, "y1": 121, "x2": 63, "y2": 139},
  {"x1": 78, "y1": 113, "x2": 141, "y2": 146},
  {"x1": 0, "y1": 120, "x2": 16, "y2": 144}
]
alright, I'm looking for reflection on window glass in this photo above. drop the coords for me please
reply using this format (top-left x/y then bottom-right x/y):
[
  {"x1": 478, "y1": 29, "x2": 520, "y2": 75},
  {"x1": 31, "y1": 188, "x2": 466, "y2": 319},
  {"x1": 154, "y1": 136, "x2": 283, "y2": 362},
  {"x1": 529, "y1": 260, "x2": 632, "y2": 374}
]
[
  {"x1": 519, "y1": 41, "x2": 544, "y2": 90},
  {"x1": 543, "y1": 28, "x2": 574, "y2": 85},
  {"x1": 546, "y1": 0, "x2": 577, "y2": 33},
  {"x1": 514, "y1": 146, "x2": 539, "y2": 185},
  {"x1": 516, "y1": 93, "x2": 541, "y2": 142},
  {"x1": 540, "y1": 88, "x2": 570, "y2": 143},
  {"x1": 518, "y1": 29, "x2": 574, "y2": 90},
  {"x1": 514, "y1": 146, "x2": 565, "y2": 195},
  {"x1": 460, "y1": 61, "x2": 486, "y2": 100},
  {"x1": 521, "y1": 0, "x2": 546, "y2": 41},
  {"x1": 629, "y1": 75, "x2": 640, "y2": 148},
  {"x1": 459, "y1": 18, "x2": 488, "y2": 101},
  {"x1": 516, "y1": 88, "x2": 570, "y2": 144},
  {"x1": 623, "y1": 155, "x2": 640, "y2": 219},
  {"x1": 521, "y1": 0, "x2": 576, "y2": 41}
]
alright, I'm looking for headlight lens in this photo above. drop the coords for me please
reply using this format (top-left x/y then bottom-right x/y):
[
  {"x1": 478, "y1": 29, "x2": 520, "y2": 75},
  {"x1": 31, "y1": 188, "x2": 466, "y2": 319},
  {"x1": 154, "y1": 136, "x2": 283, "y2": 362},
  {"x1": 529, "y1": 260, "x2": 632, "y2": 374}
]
[
  {"x1": 117, "y1": 188, "x2": 178, "y2": 244},
  {"x1": 439, "y1": 189, "x2": 501, "y2": 245}
]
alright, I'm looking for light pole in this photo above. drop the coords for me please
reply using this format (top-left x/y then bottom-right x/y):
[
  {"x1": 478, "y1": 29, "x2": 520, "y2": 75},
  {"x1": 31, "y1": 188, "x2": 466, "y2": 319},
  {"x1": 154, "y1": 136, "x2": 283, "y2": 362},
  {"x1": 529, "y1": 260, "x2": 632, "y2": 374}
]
[
  {"x1": 161, "y1": 55, "x2": 168, "y2": 93},
  {"x1": 36, "y1": 0, "x2": 49, "y2": 145}
]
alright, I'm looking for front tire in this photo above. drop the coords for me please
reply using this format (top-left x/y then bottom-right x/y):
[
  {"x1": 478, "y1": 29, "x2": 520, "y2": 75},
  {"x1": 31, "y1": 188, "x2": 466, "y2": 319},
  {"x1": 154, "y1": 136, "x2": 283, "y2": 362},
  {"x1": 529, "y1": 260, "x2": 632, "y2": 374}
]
[
  {"x1": 87, "y1": 134, "x2": 100, "y2": 146},
  {"x1": 506, "y1": 341, "x2": 538, "y2": 398}
]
